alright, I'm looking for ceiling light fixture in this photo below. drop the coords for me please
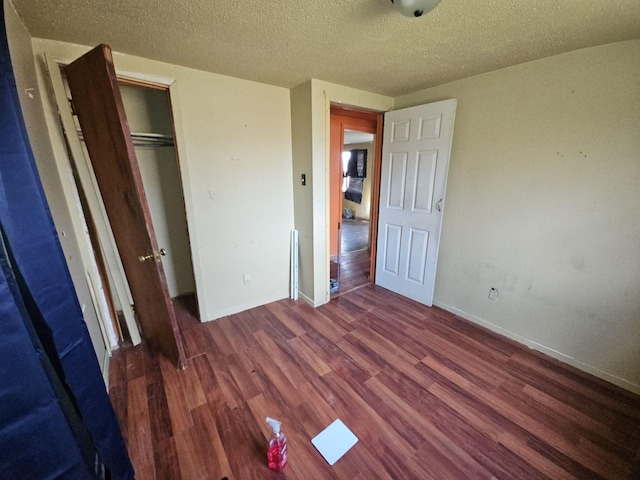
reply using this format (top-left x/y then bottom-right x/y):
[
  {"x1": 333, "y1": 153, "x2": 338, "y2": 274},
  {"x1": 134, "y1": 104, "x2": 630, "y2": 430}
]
[{"x1": 391, "y1": 0, "x2": 441, "y2": 18}]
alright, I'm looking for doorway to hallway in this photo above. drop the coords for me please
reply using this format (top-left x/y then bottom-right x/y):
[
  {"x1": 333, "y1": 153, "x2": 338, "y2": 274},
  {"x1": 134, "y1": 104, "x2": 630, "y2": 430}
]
[{"x1": 329, "y1": 106, "x2": 382, "y2": 297}]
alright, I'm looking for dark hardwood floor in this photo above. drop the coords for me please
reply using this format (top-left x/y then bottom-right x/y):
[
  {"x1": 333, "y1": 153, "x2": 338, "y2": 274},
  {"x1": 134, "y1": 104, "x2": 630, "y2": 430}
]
[
  {"x1": 331, "y1": 249, "x2": 371, "y2": 297},
  {"x1": 109, "y1": 288, "x2": 640, "y2": 479},
  {"x1": 330, "y1": 218, "x2": 372, "y2": 297}
]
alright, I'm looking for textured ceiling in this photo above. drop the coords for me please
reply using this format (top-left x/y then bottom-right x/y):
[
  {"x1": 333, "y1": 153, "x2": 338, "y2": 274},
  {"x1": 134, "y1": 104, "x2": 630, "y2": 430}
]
[{"x1": 10, "y1": 0, "x2": 640, "y2": 97}]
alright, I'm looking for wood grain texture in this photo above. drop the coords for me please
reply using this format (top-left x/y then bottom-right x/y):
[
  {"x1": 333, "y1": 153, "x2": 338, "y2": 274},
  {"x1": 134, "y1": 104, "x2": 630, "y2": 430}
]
[
  {"x1": 109, "y1": 287, "x2": 640, "y2": 479},
  {"x1": 331, "y1": 248, "x2": 371, "y2": 298}
]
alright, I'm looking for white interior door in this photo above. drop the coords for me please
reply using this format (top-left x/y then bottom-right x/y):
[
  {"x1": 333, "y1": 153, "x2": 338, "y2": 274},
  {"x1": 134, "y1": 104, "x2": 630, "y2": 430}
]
[{"x1": 375, "y1": 99, "x2": 456, "y2": 306}]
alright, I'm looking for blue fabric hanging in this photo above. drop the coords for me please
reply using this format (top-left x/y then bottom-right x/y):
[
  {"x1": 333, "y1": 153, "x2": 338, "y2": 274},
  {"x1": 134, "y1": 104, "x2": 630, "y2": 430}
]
[
  {"x1": 0, "y1": 228, "x2": 96, "y2": 479},
  {"x1": 0, "y1": 4, "x2": 133, "y2": 479}
]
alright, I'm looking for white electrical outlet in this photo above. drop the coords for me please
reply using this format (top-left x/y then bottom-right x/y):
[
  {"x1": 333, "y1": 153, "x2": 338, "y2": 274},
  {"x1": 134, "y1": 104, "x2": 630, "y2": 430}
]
[
  {"x1": 243, "y1": 273, "x2": 252, "y2": 285},
  {"x1": 488, "y1": 287, "x2": 499, "y2": 301}
]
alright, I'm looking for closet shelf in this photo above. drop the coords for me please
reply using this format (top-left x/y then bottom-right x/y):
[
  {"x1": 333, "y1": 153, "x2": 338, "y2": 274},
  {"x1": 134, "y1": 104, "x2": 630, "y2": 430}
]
[{"x1": 77, "y1": 130, "x2": 174, "y2": 147}]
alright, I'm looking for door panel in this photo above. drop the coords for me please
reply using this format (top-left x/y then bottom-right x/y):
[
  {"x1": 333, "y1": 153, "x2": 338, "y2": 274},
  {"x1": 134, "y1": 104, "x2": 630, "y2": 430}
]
[
  {"x1": 64, "y1": 45, "x2": 185, "y2": 368},
  {"x1": 387, "y1": 152, "x2": 407, "y2": 209},
  {"x1": 375, "y1": 100, "x2": 456, "y2": 306},
  {"x1": 382, "y1": 223, "x2": 402, "y2": 275},
  {"x1": 407, "y1": 228, "x2": 428, "y2": 284},
  {"x1": 419, "y1": 115, "x2": 442, "y2": 139},
  {"x1": 391, "y1": 119, "x2": 410, "y2": 142},
  {"x1": 412, "y1": 151, "x2": 437, "y2": 212}
]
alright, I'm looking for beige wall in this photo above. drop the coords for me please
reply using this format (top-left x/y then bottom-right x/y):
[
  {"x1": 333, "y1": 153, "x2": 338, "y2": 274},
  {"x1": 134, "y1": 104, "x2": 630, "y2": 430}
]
[
  {"x1": 31, "y1": 38, "x2": 294, "y2": 322},
  {"x1": 342, "y1": 141, "x2": 374, "y2": 220},
  {"x1": 290, "y1": 81, "x2": 315, "y2": 304},
  {"x1": 395, "y1": 39, "x2": 640, "y2": 392},
  {"x1": 4, "y1": 1, "x2": 109, "y2": 372}
]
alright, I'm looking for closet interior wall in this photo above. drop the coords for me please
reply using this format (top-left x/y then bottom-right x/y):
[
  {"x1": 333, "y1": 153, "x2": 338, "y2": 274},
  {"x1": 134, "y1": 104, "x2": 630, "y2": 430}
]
[{"x1": 119, "y1": 83, "x2": 196, "y2": 299}]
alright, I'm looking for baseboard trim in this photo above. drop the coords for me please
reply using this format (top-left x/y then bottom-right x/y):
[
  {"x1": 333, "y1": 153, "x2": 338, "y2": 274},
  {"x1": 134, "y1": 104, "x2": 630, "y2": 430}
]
[
  {"x1": 298, "y1": 291, "x2": 314, "y2": 307},
  {"x1": 297, "y1": 290, "x2": 330, "y2": 308},
  {"x1": 433, "y1": 300, "x2": 640, "y2": 395},
  {"x1": 202, "y1": 292, "x2": 291, "y2": 322}
]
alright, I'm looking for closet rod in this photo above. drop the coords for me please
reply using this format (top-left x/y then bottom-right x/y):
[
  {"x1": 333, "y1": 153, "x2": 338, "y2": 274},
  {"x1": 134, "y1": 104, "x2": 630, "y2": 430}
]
[{"x1": 77, "y1": 131, "x2": 174, "y2": 147}]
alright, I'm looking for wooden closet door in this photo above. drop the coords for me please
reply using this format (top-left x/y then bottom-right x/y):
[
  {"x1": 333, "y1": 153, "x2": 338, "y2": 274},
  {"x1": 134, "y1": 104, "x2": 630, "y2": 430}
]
[{"x1": 65, "y1": 44, "x2": 185, "y2": 368}]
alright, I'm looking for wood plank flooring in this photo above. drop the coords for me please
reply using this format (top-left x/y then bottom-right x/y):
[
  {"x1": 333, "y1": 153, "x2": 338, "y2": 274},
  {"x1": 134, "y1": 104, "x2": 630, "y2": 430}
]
[
  {"x1": 109, "y1": 287, "x2": 640, "y2": 479},
  {"x1": 330, "y1": 248, "x2": 371, "y2": 297}
]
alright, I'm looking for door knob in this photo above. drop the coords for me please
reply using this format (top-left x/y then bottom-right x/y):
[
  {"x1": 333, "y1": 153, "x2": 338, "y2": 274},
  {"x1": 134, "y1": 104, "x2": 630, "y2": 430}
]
[
  {"x1": 435, "y1": 199, "x2": 443, "y2": 212},
  {"x1": 138, "y1": 248, "x2": 167, "y2": 263}
]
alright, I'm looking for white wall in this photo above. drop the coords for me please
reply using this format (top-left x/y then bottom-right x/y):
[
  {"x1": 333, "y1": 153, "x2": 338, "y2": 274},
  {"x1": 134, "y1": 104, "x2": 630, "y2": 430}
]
[
  {"x1": 4, "y1": 1, "x2": 109, "y2": 371},
  {"x1": 395, "y1": 40, "x2": 640, "y2": 392},
  {"x1": 31, "y1": 39, "x2": 294, "y2": 322}
]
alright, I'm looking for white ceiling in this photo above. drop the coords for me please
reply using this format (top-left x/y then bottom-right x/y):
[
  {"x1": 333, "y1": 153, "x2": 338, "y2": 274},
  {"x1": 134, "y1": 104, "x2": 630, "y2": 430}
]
[{"x1": 11, "y1": 0, "x2": 640, "y2": 97}]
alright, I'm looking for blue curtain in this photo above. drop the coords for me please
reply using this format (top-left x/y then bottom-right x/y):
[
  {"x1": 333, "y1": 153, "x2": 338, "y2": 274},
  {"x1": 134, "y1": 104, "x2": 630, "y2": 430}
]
[{"x1": 0, "y1": 4, "x2": 133, "y2": 479}]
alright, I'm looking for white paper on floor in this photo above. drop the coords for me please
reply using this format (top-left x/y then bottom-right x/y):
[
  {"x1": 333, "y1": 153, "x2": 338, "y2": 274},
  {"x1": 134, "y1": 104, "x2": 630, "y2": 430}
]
[{"x1": 311, "y1": 419, "x2": 358, "y2": 466}]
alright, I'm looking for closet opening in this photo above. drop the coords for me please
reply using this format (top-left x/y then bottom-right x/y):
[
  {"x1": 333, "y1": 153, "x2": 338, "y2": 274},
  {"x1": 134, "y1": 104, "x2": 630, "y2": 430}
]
[{"x1": 117, "y1": 80, "x2": 199, "y2": 320}]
